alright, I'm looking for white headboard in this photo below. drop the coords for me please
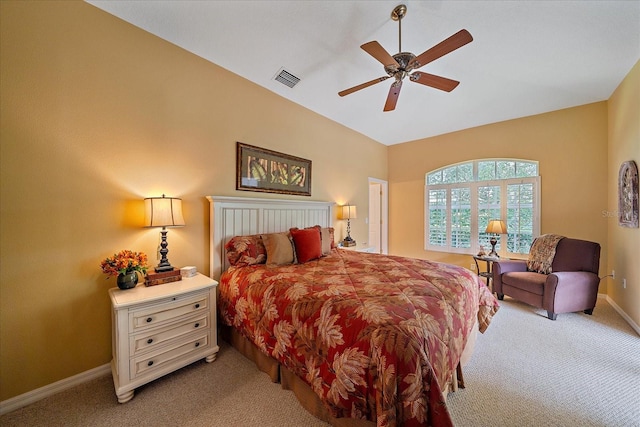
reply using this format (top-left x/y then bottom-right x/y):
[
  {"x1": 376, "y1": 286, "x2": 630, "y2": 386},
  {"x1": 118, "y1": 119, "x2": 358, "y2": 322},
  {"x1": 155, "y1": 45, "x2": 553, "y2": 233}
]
[{"x1": 207, "y1": 196, "x2": 335, "y2": 279}]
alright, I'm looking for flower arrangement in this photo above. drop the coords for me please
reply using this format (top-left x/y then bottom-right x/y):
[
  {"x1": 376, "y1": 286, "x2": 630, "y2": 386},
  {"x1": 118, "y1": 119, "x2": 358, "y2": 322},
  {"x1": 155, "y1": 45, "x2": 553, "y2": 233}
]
[{"x1": 100, "y1": 250, "x2": 148, "y2": 277}]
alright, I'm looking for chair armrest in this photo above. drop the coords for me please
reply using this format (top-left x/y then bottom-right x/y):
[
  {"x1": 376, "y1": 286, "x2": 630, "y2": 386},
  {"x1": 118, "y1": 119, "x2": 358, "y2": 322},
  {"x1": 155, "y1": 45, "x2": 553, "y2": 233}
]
[
  {"x1": 543, "y1": 271, "x2": 601, "y2": 312},
  {"x1": 494, "y1": 260, "x2": 528, "y2": 274},
  {"x1": 492, "y1": 260, "x2": 528, "y2": 294}
]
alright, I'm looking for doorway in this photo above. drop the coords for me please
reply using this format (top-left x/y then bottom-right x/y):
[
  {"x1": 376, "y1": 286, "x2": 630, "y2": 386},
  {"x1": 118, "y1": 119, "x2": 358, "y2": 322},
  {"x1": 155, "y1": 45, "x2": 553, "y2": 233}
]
[{"x1": 368, "y1": 178, "x2": 388, "y2": 254}]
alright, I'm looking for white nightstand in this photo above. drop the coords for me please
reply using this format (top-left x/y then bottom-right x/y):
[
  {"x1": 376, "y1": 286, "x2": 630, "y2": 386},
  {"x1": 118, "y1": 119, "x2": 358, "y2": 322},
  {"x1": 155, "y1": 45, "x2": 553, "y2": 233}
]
[
  {"x1": 341, "y1": 244, "x2": 377, "y2": 253},
  {"x1": 108, "y1": 273, "x2": 218, "y2": 403}
]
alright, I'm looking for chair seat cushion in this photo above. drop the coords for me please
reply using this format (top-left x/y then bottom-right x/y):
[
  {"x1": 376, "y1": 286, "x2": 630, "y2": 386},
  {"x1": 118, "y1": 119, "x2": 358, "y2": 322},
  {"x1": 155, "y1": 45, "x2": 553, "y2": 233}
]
[{"x1": 502, "y1": 271, "x2": 547, "y2": 296}]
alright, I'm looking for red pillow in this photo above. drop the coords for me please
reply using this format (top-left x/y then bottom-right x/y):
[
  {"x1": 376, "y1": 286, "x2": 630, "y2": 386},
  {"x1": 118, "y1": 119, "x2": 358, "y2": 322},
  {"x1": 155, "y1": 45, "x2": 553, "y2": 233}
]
[{"x1": 289, "y1": 227, "x2": 322, "y2": 263}]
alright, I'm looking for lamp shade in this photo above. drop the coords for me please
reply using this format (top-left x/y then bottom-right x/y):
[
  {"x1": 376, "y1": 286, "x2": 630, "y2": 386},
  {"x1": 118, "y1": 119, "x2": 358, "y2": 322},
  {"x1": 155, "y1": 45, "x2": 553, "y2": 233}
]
[
  {"x1": 144, "y1": 195, "x2": 185, "y2": 228},
  {"x1": 485, "y1": 219, "x2": 507, "y2": 234},
  {"x1": 341, "y1": 205, "x2": 357, "y2": 220}
]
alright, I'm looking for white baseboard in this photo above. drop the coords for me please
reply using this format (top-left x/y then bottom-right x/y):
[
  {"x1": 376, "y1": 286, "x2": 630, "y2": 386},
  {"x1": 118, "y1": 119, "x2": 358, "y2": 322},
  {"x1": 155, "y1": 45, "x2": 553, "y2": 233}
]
[
  {"x1": 0, "y1": 363, "x2": 111, "y2": 416},
  {"x1": 600, "y1": 293, "x2": 640, "y2": 336}
]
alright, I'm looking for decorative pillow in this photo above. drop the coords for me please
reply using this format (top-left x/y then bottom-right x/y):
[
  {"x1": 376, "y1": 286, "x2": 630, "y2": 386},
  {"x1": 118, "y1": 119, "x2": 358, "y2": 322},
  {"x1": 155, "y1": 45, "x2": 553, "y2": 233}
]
[
  {"x1": 290, "y1": 225, "x2": 334, "y2": 255},
  {"x1": 289, "y1": 227, "x2": 323, "y2": 263},
  {"x1": 262, "y1": 232, "x2": 295, "y2": 265},
  {"x1": 320, "y1": 227, "x2": 335, "y2": 254},
  {"x1": 526, "y1": 234, "x2": 565, "y2": 274},
  {"x1": 224, "y1": 235, "x2": 266, "y2": 267}
]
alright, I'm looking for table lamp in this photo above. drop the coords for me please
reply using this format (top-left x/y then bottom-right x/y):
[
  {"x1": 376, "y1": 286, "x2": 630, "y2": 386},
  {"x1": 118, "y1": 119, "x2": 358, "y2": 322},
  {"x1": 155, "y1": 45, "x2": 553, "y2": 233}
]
[
  {"x1": 485, "y1": 219, "x2": 507, "y2": 258},
  {"x1": 340, "y1": 204, "x2": 357, "y2": 247},
  {"x1": 144, "y1": 194, "x2": 185, "y2": 272}
]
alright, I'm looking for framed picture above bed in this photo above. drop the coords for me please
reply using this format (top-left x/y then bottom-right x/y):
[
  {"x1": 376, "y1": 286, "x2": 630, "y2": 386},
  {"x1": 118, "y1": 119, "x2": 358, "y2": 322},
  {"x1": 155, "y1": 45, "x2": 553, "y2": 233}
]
[{"x1": 236, "y1": 142, "x2": 312, "y2": 196}]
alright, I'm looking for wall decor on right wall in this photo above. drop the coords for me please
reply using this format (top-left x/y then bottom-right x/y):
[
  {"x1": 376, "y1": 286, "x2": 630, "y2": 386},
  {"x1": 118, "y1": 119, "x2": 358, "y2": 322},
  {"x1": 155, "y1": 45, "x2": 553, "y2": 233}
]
[{"x1": 618, "y1": 160, "x2": 639, "y2": 228}]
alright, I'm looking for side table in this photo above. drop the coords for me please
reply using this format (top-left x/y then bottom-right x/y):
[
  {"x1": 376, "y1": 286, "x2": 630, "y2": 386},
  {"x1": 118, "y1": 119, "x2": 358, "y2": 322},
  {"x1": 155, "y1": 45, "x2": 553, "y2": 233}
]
[{"x1": 472, "y1": 255, "x2": 500, "y2": 287}]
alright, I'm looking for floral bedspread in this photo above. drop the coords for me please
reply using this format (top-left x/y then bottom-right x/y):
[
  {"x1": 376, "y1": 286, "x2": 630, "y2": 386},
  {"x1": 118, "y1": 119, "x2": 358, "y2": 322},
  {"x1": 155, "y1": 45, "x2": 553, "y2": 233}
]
[{"x1": 219, "y1": 249, "x2": 499, "y2": 427}]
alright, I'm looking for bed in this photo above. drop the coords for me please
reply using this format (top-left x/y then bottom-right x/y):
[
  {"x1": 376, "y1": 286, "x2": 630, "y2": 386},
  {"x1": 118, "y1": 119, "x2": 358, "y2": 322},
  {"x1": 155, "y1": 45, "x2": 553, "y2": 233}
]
[{"x1": 208, "y1": 196, "x2": 499, "y2": 427}]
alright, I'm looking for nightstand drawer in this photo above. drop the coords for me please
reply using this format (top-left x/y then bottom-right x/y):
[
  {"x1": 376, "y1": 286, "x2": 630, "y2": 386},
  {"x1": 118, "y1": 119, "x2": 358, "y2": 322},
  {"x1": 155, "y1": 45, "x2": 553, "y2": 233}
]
[
  {"x1": 131, "y1": 331, "x2": 210, "y2": 379},
  {"x1": 130, "y1": 312, "x2": 209, "y2": 356},
  {"x1": 129, "y1": 293, "x2": 208, "y2": 331}
]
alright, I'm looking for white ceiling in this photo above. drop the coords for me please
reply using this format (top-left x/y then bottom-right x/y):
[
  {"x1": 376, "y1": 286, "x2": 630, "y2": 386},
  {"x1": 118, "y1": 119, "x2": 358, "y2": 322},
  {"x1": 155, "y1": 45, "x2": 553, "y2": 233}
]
[{"x1": 87, "y1": 1, "x2": 640, "y2": 146}]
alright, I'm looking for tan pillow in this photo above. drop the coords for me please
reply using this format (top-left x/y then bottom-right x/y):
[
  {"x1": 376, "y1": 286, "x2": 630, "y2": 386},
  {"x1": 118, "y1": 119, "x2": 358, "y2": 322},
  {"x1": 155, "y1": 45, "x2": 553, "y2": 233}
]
[
  {"x1": 320, "y1": 227, "x2": 333, "y2": 255},
  {"x1": 262, "y1": 232, "x2": 295, "y2": 265}
]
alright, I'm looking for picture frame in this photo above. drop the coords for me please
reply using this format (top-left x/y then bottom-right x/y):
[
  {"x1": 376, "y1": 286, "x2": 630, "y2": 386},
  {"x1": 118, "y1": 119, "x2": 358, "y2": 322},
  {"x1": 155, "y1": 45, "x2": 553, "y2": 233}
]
[
  {"x1": 236, "y1": 142, "x2": 312, "y2": 196},
  {"x1": 618, "y1": 160, "x2": 639, "y2": 228}
]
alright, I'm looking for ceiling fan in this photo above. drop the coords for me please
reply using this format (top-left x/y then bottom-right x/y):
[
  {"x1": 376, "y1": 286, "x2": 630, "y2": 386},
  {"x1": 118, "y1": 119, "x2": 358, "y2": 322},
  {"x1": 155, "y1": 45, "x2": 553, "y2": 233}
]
[{"x1": 338, "y1": 4, "x2": 473, "y2": 112}]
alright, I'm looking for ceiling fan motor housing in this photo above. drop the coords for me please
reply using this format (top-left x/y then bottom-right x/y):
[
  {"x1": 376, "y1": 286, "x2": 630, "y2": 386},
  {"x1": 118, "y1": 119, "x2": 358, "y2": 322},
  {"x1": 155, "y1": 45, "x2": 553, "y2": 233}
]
[{"x1": 385, "y1": 52, "x2": 416, "y2": 78}]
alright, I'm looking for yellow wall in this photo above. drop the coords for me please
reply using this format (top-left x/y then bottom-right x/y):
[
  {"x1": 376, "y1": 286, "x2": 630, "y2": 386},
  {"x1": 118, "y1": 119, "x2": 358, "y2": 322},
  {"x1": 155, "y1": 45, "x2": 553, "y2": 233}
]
[
  {"x1": 388, "y1": 66, "x2": 640, "y2": 330},
  {"x1": 0, "y1": 1, "x2": 387, "y2": 400},
  {"x1": 388, "y1": 102, "x2": 609, "y2": 276},
  {"x1": 1, "y1": 0, "x2": 638, "y2": 404},
  {"x1": 607, "y1": 60, "x2": 640, "y2": 326}
]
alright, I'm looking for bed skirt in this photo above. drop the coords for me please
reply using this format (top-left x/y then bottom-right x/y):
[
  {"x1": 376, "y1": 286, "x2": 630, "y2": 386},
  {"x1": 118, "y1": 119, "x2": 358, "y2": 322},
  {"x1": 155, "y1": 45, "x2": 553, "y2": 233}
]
[{"x1": 221, "y1": 322, "x2": 478, "y2": 426}]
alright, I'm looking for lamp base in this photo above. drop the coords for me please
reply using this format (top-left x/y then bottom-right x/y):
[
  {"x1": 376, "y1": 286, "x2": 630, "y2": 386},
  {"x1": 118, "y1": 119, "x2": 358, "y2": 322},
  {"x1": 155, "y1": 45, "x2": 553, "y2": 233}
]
[
  {"x1": 155, "y1": 228, "x2": 175, "y2": 272},
  {"x1": 342, "y1": 235, "x2": 356, "y2": 247},
  {"x1": 487, "y1": 238, "x2": 499, "y2": 258}
]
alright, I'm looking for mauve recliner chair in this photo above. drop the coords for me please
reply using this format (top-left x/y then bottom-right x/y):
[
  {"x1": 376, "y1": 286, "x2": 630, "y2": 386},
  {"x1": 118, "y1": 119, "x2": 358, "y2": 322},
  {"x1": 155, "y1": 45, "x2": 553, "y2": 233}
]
[{"x1": 492, "y1": 237, "x2": 601, "y2": 320}]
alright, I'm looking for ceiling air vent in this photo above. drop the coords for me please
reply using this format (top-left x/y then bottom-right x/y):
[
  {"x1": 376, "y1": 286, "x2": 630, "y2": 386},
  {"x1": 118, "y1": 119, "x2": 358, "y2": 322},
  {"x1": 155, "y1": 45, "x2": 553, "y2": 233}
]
[{"x1": 274, "y1": 68, "x2": 300, "y2": 88}]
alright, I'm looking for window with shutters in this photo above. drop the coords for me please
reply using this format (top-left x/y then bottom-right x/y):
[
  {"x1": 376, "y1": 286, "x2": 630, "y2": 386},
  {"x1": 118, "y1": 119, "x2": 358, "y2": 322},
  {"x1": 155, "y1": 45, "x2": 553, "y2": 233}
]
[{"x1": 425, "y1": 160, "x2": 540, "y2": 256}]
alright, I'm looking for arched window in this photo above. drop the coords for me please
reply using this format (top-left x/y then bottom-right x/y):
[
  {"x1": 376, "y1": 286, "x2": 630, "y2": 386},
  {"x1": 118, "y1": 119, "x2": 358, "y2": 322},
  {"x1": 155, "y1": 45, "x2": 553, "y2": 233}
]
[{"x1": 425, "y1": 159, "x2": 540, "y2": 256}]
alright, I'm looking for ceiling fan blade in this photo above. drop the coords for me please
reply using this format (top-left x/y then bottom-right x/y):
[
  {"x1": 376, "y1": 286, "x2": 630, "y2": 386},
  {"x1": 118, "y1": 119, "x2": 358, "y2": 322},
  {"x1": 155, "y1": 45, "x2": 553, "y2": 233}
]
[
  {"x1": 383, "y1": 80, "x2": 402, "y2": 112},
  {"x1": 338, "y1": 76, "x2": 390, "y2": 97},
  {"x1": 410, "y1": 72, "x2": 460, "y2": 92},
  {"x1": 361, "y1": 41, "x2": 400, "y2": 68},
  {"x1": 409, "y1": 29, "x2": 473, "y2": 69}
]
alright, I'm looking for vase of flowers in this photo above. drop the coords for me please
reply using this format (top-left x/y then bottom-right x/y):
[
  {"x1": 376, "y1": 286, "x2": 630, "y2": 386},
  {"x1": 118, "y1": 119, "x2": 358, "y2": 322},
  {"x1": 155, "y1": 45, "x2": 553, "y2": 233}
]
[
  {"x1": 116, "y1": 271, "x2": 138, "y2": 289},
  {"x1": 100, "y1": 250, "x2": 148, "y2": 290}
]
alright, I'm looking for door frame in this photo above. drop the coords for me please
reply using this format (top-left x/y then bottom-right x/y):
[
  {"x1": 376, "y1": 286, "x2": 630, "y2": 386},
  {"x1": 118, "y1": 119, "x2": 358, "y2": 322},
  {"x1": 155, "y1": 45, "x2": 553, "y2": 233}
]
[{"x1": 368, "y1": 177, "x2": 389, "y2": 254}]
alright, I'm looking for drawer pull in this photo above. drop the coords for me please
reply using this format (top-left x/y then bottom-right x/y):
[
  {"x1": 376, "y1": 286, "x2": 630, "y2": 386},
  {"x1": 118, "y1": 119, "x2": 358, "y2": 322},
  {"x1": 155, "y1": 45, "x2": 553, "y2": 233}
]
[
  {"x1": 146, "y1": 317, "x2": 153, "y2": 323},
  {"x1": 194, "y1": 323, "x2": 200, "y2": 328},
  {"x1": 147, "y1": 360, "x2": 154, "y2": 367},
  {"x1": 147, "y1": 338, "x2": 153, "y2": 344},
  {"x1": 195, "y1": 342, "x2": 200, "y2": 348},
  {"x1": 194, "y1": 303, "x2": 200, "y2": 309}
]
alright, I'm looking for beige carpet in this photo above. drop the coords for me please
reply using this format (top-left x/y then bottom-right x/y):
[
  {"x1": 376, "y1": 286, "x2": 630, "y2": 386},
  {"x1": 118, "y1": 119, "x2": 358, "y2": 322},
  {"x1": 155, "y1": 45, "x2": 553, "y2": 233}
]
[
  {"x1": 446, "y1": 297, "x2": 640, "y2": 427},
  {"x1": 2, "y1": 297, "x2": 638, "y2": 427}
]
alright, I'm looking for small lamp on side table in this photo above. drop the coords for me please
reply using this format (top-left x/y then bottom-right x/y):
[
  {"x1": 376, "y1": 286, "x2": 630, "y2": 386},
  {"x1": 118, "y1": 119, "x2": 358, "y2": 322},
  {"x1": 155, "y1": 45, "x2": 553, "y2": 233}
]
[
  {"x1": 144, "y1": 194, "x2": 185, "y2": 272},
  {"x1": 340, "y1": 204, "x2": 357, "y2": 247},
  {"x1": 485, "y1": 219, "x2": 507, "y2": 258}
]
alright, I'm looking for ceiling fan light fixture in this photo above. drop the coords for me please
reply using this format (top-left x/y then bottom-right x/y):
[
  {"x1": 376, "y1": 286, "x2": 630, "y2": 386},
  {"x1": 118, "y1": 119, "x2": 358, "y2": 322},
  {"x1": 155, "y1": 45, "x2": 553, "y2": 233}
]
[{"x1": 385, "y1": 52, "x2": 416, "y2": 76}]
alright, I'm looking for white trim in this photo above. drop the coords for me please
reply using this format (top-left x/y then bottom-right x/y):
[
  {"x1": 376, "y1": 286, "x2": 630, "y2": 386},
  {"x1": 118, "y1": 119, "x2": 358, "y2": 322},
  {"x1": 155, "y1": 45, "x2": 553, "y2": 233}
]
[
  {"x1": 368, "y1": 177, "x2": 389, "y2": 254},
  {"x1": 0, "y1": 363, "x2": 111, "y2": 415},
  {"x1": 599, "y1": 293, "x2": 640, "y2": 336}
]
